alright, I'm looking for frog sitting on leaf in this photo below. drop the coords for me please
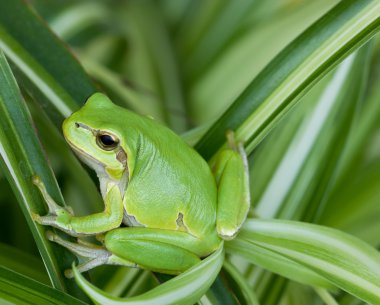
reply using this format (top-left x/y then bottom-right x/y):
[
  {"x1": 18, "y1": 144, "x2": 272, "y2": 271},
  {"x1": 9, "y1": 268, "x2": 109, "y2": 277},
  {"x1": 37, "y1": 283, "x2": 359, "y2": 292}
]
[{"x1": 33, "y1": 93, "x2": 250, "y2": 277}]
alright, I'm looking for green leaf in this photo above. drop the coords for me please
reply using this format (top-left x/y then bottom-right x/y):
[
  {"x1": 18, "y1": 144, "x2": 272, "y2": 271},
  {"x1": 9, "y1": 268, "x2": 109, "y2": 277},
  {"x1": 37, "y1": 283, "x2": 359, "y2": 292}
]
[
  {"x1": 333, "y1": 57, "x2": 380, "y2": 182},
  {"x1": 203, "y1": 275, "x2": 239, "y2": 305},
  {"x1": 225, "y1": 231, "x2": 332, "y2": 289},
  {"x1": 189, "y1": 0, "x2": 339, "y2": 124},
  {"x1": 255, "y1": 44, "x2": 370, "y2": 220},
  {"x1": 236, "y1": 219, "x2": 380, "y2": 305},
  {"x1": 77, "y1": 53, "x2": 160, "y2": 118},
  {"x1": 49, "y1": 2, "x2": 109, "y2": 41},
  {"x1": 238, "y1": 45, "x2": 370, "y2": 303},
  {"x1": 318, "y1": 53, "x2": 380, "y2": 245},
  {"x1": 0, "y1": 0, "x2": 96, "y2": 120},
  {"x1": 0, "y1": 50, "x2": 87, "y2": 300},
  {"x1": 119, "y1": 1, "x2": 188, "y2": 132},
  {"x1": 0, "y1": 266, "x2": 88, "y2": 305},
  {"x1": 222, "y1": 261, "x2": 260, "y2": 305},
  {"x1": 320, "y1": 161, "x2": 380, "y2": 246},
  {"x1": 73, "y1": 244, "x2": 224, "y2": 305},
  {"x1": 0, "y1": 242, "x2": 49, "y2": 285},
  {"x1": 181, "y1": 0, "x2": 257, "y2": 82},
  {"x1": 195, "y1": 0, "x2": 380, "y2": 159}
]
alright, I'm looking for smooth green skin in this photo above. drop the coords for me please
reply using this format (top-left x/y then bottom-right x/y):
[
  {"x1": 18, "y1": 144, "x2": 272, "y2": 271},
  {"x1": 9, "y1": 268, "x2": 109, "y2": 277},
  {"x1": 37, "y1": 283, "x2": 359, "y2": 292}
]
[{"x1": 33, "y1": 93, "x2": 250, "y2": 276}]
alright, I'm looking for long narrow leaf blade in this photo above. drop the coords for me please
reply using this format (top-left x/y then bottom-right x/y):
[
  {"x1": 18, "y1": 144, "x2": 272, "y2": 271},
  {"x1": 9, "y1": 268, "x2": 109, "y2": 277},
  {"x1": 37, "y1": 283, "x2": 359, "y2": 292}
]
[
  {"x1": 0, "y1": 50, "x2": 87, "y2": 299},
  {"x1": 222, "y1": 261, "x2": 260, "y2": 305},
  {"x1": 0, "y1": 266, "x2": 87, "y2": 305},
  {"x1": 237, "y1": 219, "x2": 380, "y2": 305},
  {"x1": 73, "y1": 244, "x2": 224, "y2": 305},
  {"x1": 195, "y1": 0, "x2": 380, "y2": 159},
  {"x1": 256, "y1": 44, "x2": 369, "y2": 220},
  {"x1": 0, "y1": 0, "x2": 96, "y2": 119}
]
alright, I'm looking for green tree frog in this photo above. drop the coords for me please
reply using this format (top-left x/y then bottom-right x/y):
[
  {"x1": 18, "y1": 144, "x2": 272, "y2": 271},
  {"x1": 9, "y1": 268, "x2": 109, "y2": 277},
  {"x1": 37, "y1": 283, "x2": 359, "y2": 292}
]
[{"x1": 33, "y1": 93, "x2": 250, "y2": 277}]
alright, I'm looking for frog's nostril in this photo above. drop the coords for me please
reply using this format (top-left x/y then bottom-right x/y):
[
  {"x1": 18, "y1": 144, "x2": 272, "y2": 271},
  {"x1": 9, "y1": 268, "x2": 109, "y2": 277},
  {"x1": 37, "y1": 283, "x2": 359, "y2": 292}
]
[{"x1": 75, "y1": 122, "x2": 80, "y2": 128}]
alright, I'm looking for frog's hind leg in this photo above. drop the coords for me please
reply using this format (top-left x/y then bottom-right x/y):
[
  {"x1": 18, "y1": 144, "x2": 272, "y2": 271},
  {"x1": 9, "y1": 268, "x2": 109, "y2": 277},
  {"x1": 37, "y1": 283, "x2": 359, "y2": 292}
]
[
  {"x1": 210, "y1": 131, "x2": 250, "y2": 240},
  {"x1": 104, "y1": 227, "x2": 203, "y2": 275},
  {"x1": 45, "y1": 231, "x2": 136, "y2": 278},
  {"x1": 46, "y1": 231, "x2": 108, "y2": 258}
]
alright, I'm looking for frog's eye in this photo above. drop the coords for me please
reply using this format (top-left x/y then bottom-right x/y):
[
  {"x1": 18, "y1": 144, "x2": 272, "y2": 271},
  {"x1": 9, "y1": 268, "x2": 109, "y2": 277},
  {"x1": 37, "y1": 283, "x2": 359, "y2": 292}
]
[{"x1": 96, "y1": 132, "x2": 119, "y2": 150}]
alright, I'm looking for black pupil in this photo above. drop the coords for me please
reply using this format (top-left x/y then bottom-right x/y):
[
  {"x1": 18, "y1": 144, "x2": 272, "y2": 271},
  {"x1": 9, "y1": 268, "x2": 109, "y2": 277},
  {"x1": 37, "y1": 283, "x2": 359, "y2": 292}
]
[{"x1": 100, "y1": 135, "x2": 115, "y2": 146}]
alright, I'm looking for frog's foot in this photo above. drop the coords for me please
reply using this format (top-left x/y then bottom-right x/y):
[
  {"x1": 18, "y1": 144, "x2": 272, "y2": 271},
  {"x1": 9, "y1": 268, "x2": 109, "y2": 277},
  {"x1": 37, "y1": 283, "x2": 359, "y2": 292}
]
[
  {"x1": 211, "y1": 130, "x2": 250, "y2": 240},
  {"x1": 32, "y1": 207, "x2": 78, "y2": 236},
  {"x1": 33, "y1": 213, "x2": 57, "y2": 225},
  {"x1": 32, "y1": 176, "x2": 73, "y2": 216},
  {"x1": 225, "y1": 130, "x2": 240, "y2": 151},
  {"x1": 64, "y1": 258, "x2": 109, "y2": 278},
  {"x1": 46, "y1": 231, "x2": 108, "y2": 258},
  {"x1": 64, "y1": 255, "x2": 138, "y2": 278},
  {"x1": 46, "y1": 231, "x2": 111, "y2": 278},
  {"x1": 225, "y1": 131, "x2": 247, "y2": 165},
  {"x1": 33, "y1": 176, "x2": 78, "y2": 234},
  {"x1": 45, "y1": 231, "x2": 136, "y2": 278}
]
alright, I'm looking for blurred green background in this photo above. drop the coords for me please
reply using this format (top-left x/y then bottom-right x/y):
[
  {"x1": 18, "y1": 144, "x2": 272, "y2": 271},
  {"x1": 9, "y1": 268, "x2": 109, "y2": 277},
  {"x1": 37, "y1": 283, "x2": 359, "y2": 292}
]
[{"x1": 1, "y1": 0, "x2": 380, "y2": 304}]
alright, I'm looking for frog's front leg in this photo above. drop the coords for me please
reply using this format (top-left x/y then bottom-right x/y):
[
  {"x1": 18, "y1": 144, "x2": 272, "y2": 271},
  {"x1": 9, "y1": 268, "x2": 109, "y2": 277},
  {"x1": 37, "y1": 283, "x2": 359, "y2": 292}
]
[
  {"x1": 33, "y1": 176, "x2": 124, "y2": 236},
  {"x1": 210, "y1": 131, "x2": 250, "y2": 240},
  {"x1": 32, "y1": 176, "x2": 73, "y2": 215}
]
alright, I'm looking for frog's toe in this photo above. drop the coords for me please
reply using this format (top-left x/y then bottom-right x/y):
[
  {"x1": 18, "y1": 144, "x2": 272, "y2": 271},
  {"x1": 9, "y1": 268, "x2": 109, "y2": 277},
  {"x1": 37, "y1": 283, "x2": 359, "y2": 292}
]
[
  {"x1": 64, "y1": 268, "x2": 74, "y2": 279},
  {"x1": 35, "y1": 215, "x2": 58, "y2": 226},
  {"x1": 225, "y1": 130, "x2": 237, "y2": 149},
  {"x1": 32, "y1": 175, "x2": 43, "y2": 187},
  {"x1": 45, "y1": 230, "x2": 57, "y2": 241},
  {"x1": 66, "y1": 206, "x2": 74, "y2": 215},
  {"x1": 31, "y1": 212, "x2": 41, "y2": 222},
  {"x1": 217, "y1": 226, "x2": 238, "y2": 241}
]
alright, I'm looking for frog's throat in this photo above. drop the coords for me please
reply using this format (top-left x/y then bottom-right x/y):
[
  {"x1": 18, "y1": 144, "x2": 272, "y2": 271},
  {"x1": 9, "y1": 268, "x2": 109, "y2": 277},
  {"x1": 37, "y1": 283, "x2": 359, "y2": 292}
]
[
  {"x1": 68, "y1": 143, "x2": 107, "y2": 172},
  {"x1": 69, "y1": 143, "x2": 129, "y2": 199}
]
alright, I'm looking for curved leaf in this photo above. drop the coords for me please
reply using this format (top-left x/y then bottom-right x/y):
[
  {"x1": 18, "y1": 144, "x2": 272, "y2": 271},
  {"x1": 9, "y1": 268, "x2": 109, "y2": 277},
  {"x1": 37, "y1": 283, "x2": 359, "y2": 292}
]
[
  {"x1": 236, "y1": 219, "x2": 380, "y2": 304},
  {"x1": 225, "y1": 234, "x2": 333, "y2": 289},
  {"x1": 73, "y1": 244, "x2": 224, "y2": 305},
  {"x1": 195, "y1": 0, "x2": 380, "y2": 159},
  {"x1": 0, "y1": 266, "x2": 87, "y2": 305},
  {"x1": 49, "y1": 2, "x2": 109, "y2": 41}
]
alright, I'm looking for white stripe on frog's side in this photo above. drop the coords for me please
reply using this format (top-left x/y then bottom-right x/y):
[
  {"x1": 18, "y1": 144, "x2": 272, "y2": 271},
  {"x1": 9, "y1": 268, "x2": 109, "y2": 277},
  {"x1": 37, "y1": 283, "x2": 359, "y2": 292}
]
[{"x1": 122, "y1": 210, "x2": 145, "y2": 227}]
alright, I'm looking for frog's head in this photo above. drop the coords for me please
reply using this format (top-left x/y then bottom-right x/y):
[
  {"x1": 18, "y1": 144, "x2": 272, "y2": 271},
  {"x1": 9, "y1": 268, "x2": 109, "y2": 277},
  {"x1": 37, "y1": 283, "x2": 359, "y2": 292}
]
[{"x1": 62, "y1": 93, "x2": 129, "y2": 181}]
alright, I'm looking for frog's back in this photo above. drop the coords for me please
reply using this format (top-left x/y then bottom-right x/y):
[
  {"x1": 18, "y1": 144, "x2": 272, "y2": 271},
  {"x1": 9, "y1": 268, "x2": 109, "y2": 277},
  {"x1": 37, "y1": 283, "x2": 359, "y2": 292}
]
[{"x1": 120, "y1": 114, "x2": 218, "y2": 240}]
